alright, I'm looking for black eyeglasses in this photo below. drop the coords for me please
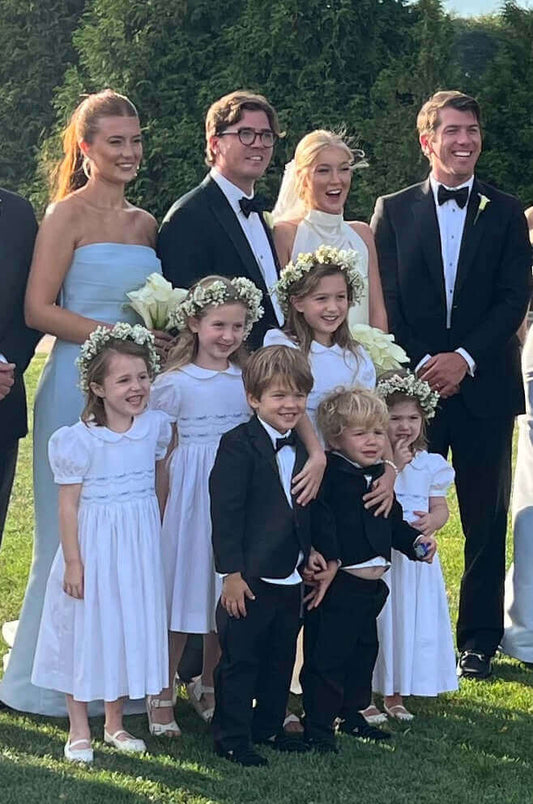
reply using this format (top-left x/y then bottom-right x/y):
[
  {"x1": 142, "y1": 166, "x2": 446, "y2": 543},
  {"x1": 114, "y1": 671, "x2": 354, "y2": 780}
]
[{"x1": 218, "y1": 128, "x2": 276, "y2": 147}]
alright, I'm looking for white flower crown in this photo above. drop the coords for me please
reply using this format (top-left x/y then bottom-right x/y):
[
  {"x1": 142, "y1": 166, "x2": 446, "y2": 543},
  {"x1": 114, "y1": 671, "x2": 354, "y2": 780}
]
[
  {"x1": 376, "y1": 371, "x2": 439, "y2": 420},
  {"x1": 76, "y1": 323, "x2": 160, "y2": 392},
  {"x1": 168, "y1": 277, "x2": 264, "y2": 339},
  {"x1": 272, "y1": 244, "x2": 366, "y2": 316}
]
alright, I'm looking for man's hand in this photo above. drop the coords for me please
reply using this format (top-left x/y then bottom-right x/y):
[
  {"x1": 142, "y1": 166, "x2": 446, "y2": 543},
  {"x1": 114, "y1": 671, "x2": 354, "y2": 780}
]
[
  {"x1": 0, "y1": 362, "x2": 15, "y2": 401},
  {"x1": 418, "y1": 352, "x2": 467, "y2": 397},
  {"x1": 221, "y1": 572, "x2": 255, "y2": 619}
]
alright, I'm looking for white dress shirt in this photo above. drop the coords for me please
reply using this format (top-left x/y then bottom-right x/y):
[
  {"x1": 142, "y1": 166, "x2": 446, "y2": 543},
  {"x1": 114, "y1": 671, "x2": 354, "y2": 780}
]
[
  {"x1": 257, "y1": 417, "x2": 303, "y2": 586},
  {"x1": 416, "y1": 175, "x2": 476, "y2": 376},
  {"x1": 210, "y1": 169, "x2": 283, "y2": 325}
]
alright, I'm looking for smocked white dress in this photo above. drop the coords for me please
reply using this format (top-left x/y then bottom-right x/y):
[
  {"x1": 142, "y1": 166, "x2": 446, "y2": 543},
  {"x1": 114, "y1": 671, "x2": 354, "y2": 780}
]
[
  {"x1": 290, "y1": 209, "x2": 370, "y2": 327},
  {"x1": 374, "y1": 451, "x2": 458, "y2": 697},
  {"x1": 31, "y1": 410, "x2": 172, "y2": 702},
  {"x1": 150, "y1": 364, "x2": 251, "y2": 633},
  {"x1": 263, "y1": 329, "x2": 375, "y2": 439}
]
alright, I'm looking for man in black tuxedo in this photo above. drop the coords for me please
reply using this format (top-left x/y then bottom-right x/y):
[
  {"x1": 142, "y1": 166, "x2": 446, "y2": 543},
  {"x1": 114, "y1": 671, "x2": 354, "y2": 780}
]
[
  {"x1": 158, "y1": 90, "x2": 283, "y2": 350},
  {"x1": 0, "y1": 189, "x2": 39, "y2": 548},
  {"x1": 371, "y1": 91, "x2": 531, "y2": 679}
]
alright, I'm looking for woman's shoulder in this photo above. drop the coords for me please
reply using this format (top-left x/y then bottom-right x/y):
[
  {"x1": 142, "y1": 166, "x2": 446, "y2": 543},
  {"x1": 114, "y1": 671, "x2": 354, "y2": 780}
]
[
  {"x1": 125, "y1": 205, "x2": 158, "y2": 247},
  {"x1": 345, "y1": 220, "x2": 373, "y2": 247}
]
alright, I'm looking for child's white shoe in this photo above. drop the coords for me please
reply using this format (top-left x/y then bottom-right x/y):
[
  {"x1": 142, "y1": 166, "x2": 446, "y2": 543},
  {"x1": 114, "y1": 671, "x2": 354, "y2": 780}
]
[
  {"x1": 64, "y1": 738, "x2": 93, "y2": 764},
  {"x1": 104, "y1": 729, "x2": 146, "y2": 753}
]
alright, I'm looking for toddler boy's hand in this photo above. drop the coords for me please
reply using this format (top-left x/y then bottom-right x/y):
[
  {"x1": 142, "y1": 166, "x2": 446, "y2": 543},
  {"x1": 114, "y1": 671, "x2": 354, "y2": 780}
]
[
  {"x1": 414, "y1": 535, "x2": 437, "y2": 563},
  {"x1": 221, "y1": 573, "x2": 255, "y2": 619},
  {"x1": 304, "y1": 560, "x2": 338, "y2": 609}
]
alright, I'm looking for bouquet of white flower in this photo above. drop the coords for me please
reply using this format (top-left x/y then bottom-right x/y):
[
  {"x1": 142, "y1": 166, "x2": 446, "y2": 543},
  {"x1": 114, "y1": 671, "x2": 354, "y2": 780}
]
[
  {"x1": 126, "y1": 273, "x2": 188, "y2": 331},
  {"x1": 349, "y1": 319, "x2": 409, "y2": 375}
]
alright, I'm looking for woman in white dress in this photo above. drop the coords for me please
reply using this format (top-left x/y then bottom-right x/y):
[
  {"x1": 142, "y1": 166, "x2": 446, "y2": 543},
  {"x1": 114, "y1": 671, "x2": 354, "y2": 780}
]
[
  {"x1": 272, "y1": 129, "x2": 387, "y2": 331},
  {"x1": 0, "y1": 90, "x2": 170, "y2": 715}
]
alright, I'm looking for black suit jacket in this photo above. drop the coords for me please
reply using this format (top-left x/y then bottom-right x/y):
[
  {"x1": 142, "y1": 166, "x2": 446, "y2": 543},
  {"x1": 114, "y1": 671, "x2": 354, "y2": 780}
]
[
  {"x1": 371, "y1": 178, "x2": 531, "y2": 418},
  {"x1": 0, "y1": 189, "x2": 39, "y2": 445},
  {"x1": 210, "y1": 415, "x2": 336, "y2": 579},
  {"x1": 158, "y1": 175, "x2": 280, "y2": 350},
  {"x1": 312, "y1": 453, "x2": 419, "y2": 566}
]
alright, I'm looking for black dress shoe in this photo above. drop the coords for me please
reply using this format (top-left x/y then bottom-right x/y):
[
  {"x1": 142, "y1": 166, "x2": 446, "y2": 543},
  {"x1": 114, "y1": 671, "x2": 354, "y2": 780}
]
[
  {"x1": 214, "y1": 743, "x2": 268, "y2": 767},
  {"x1": 304, "y1": 736, "x2": 339, "y2": 754},
  {"x1": 339, "y1": 713, "x2": 391, "y2": 742},
  {"x1": 457, "y1": 650, "x2": 492, "y2": 680},
  {"x1": 254, "y1": 733, "x2": 310, "y2": 753}
]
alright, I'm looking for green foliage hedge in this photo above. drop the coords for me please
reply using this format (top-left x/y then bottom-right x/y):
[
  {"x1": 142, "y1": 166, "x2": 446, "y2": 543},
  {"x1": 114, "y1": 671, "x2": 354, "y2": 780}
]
[{"x1": 2, "y1": 0, "x2": 533, "y2": 221}]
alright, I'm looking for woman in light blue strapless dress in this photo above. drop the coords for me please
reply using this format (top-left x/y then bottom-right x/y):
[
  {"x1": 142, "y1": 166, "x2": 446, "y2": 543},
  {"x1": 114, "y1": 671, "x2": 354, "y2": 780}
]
[{"x1": 0, "y1": 91, "x2": 169, "y2": 716}]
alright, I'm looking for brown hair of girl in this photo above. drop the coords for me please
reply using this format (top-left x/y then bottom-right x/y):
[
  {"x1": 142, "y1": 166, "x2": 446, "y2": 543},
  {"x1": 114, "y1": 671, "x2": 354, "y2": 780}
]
[
  {"x1": 379, "y1": 369, "x2": 428, "y2": 452},
  {"x1": 283, "y1": 263, "x2": 361, "y2": 359},
  {"x1": 52, "y1": 89, "x2": 138, "y2": 202},
  {"x1": 81, "y1": 338, "x2": 154, "y2": 427}
]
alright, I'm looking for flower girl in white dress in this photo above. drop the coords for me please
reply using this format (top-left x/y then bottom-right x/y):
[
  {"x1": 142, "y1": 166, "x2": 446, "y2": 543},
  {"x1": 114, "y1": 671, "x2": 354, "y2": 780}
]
[
  {"x1": 147, "y1": 276, "x2": 263, "y2": 734},
  {"x1": 372, "y1": 371, "x2": 458, "y2": 721},
  {"x1": 32, "y1": 325, "x2": 172, "y2": 763}
]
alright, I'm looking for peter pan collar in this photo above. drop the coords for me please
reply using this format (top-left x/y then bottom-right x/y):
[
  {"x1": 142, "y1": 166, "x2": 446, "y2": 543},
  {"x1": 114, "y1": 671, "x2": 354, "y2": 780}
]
[
  {"x1": 179, "y1": 362, "x2": 242, "y2": 379},
  {"x1": 85, "y1": 410, "x2": 153, "y2": 442},
  {"x1": 310, "y1": 340, "x2": 344, "y2": 356}
]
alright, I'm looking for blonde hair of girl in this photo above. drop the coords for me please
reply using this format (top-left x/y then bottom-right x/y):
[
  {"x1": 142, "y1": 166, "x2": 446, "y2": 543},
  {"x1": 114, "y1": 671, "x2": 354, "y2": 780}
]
[{"x1": 165, "y1": 276, "x2": 250, "y2": 372}]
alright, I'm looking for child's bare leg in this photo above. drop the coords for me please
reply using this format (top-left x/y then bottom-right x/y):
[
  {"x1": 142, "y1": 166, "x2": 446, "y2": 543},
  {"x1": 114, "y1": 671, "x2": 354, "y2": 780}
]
[
  {"x1": 104, "y1": 698, "x2": 127, "y2": 737},
  {"x1": 200, "y1": 631, "x2": 220, "y2": 712},
  {"x1": 384, "y1": 692, "x2": 414, "y2": 720},
  {"x1": 384, "y1": 693, "x2": 404, "y2": 708},
  {"x1": 66, "y1": 694, "x2": 90, "y2": 744},
  {"x1": 148, "y1": 630, "x2": 187, "y2": 726}
]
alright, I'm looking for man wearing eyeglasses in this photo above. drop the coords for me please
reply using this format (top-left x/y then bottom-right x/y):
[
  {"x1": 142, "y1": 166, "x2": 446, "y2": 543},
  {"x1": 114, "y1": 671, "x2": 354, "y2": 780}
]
[{"x1": 159, "y1": 90, "x2": 284, "y2": 350}]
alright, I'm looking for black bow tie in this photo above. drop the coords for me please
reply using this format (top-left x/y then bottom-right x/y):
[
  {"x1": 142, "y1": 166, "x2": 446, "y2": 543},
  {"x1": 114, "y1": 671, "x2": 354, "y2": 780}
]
[
  {"x1": 275, "y1": 433, "x2": 296, "y2": 452},
  {"x1": 437, "y1": 185, "x2": 469, "y2": 209},
  {"x1": 239, "y1": 196, "x2": 264, "y2": 218}
]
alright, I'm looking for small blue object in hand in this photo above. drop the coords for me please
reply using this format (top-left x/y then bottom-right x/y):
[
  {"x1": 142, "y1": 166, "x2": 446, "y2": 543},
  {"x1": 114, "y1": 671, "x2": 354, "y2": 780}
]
[{"x1": 414, "y1": 541, "x2": 430, "y2": 559}]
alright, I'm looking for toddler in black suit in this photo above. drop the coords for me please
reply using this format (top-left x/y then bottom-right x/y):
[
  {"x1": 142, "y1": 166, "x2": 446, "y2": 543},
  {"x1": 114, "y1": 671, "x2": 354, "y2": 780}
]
[
  {"x1": 209, "y1": 345, "x2": 336, "y2": 766},
  {"x1": 301, "y1": 388, "x2": 437, "y2": 753}
]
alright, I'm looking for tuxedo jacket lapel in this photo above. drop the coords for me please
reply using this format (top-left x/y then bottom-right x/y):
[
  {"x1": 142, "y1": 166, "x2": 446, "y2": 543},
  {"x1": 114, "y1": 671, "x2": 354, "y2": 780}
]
[
  {"x1": 412, "y1": 180, "x2": 446, "y2": 304},
  {"x1": 248, "y1": 415, "x2": 282, "y2": 479},
  {"x1": 454, "y1": 181, "x2": 484, "y2": 299},
  {"x1": 204, "y1": 177, "x2": 273, "y2": 299}
]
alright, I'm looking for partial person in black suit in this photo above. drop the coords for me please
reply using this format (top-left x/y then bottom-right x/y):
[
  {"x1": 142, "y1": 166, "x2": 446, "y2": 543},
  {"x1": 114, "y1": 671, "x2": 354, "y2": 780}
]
[
  {"x1": 209, "y1": 345, "x2": 335, "y2": 767},
  {"x1": 371, "y1": 91, "x2": 532, "y2": 680},
  {"x1": 301, "y1": 388, "x2": 436, "y2": 753},
  {"x1": 159, "y1": 90, "x2": 284, "y2": 351},
  {"x1": 0, "y1": 189, "x2": 39, "y2": 548}
]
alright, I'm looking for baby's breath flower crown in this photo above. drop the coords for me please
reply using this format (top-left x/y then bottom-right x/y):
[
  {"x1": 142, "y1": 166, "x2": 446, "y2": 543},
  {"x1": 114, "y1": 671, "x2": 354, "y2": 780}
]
[
  {"x1": 272, "y1": 244, "x2": 365, "y2": 316},
  {"x1": 76, "y1": 323, "x2": 160, "y2": 393},
  {"x1": 168, "y1": 277, "x2": 264, "y2": 339},
  {"x1": 376, "y1": 371, "x2": 439, "y2": 420}
]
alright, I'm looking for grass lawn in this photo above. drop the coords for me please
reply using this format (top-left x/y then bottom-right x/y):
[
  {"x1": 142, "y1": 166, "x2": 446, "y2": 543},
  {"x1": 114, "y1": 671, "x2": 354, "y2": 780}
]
[{"x1": 1, "y1": 355, "x2": 532, "y2": 803}]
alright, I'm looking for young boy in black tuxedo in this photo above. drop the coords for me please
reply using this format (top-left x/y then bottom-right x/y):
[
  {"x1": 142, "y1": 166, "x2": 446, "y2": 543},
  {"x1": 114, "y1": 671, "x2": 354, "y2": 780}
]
[
  {"x1": 209, "y1": 345, "x2": 335, "y2": 767},
  {"x1": 301, "y1": 388, "x2": 437, "y2": 753}
]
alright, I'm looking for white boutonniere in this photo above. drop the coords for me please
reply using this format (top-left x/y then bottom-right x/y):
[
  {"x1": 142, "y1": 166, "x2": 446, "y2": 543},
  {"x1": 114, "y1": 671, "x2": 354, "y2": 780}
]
[{"x1": 474, "y1": 194, "x2": 490, "y2": 225}]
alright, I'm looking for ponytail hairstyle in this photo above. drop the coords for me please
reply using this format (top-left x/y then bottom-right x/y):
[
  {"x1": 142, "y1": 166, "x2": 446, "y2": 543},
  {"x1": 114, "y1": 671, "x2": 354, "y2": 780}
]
[
  {"x1": 165, "y1": 276, "x2": 251, "y2": 372},
  {"x1": 51, "y1": 89, "x2": 138, "y2": 202}
]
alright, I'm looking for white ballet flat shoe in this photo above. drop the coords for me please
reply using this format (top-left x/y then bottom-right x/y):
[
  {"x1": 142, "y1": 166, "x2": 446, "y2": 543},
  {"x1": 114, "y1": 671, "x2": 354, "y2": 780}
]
[
  {"x1": 186, "y1": 678, "x2": 215, "y2": 723},
  {"x1": 104, "y1": 729, "x2": 146, "y2": 753},
  {"x1": 146, "y1": 695, "x2": 181, "y2": 737},
  {"x1": 64, "y1": 738, "x2": 93, "y2": 764}
]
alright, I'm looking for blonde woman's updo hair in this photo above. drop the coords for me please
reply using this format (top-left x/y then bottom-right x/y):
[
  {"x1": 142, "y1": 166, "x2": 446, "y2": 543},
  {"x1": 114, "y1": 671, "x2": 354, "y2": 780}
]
[
  {"x1": 273, "y1": 130, "x2": 365, "y2": 223},
  {"x1": 165, "y1": 275, "x2": 250, "y2": 372},
  {"x1": 52, "y1": 89, "x2": 139, "y2": 202}
]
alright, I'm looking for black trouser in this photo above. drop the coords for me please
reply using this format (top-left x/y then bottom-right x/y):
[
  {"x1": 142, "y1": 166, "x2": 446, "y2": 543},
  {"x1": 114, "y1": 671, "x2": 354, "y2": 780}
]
[
  {"x1": 212, "y1": 579, "x2": 301, "y2": 750},
  {"x1": 0, "y1": 440, "x2": 18, "y2": 549},
  {"x1": 301, "y1": 571, "x2": 388, "y2": 742},
  {"x1": 428, "y1": 395, "x2": 515, "y2": 657}
]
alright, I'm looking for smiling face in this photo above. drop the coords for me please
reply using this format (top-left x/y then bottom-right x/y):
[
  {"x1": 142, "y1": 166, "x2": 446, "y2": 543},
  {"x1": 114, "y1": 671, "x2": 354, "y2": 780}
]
[
  {"x1": 420, "y1": 106, "x2": 481, "y2": 186},
  {"x1": 303, "y1": 145, "x2": 352, "y2": 213},
  {"x1": 291, "y1": 271, "x2": 349, "y2": 345},
  {"x1": 190, "y1": 302, "x2": 247, "y2": 370},
  {"x1": 90, "y1": 352, "x2": 150, "y2": 429},
  {"x1": 330, "y1": 423, "x2": 387, "y2": 467},
  {"x1": 387, "y1": 399, "x2": 423, "y2": 451},
  {"x1": 209, "y1": 109, "x2": 274, "y2": 193},
  {"x1": 81, "y1": 115, "x2": 142, "y2": 186},
  {"x1": 248, "y1": 379, "x2": 307, "y2": 434}
]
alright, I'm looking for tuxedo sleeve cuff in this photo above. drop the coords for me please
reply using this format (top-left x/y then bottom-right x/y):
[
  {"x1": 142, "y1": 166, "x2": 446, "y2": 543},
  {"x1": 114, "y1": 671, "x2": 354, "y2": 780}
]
[
  {"x1": 455, "y1": 348, "x2": 476, "y2": 376},
  {"x1": 415, "y1": 354, "x2": 431, "y2": 374}
]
